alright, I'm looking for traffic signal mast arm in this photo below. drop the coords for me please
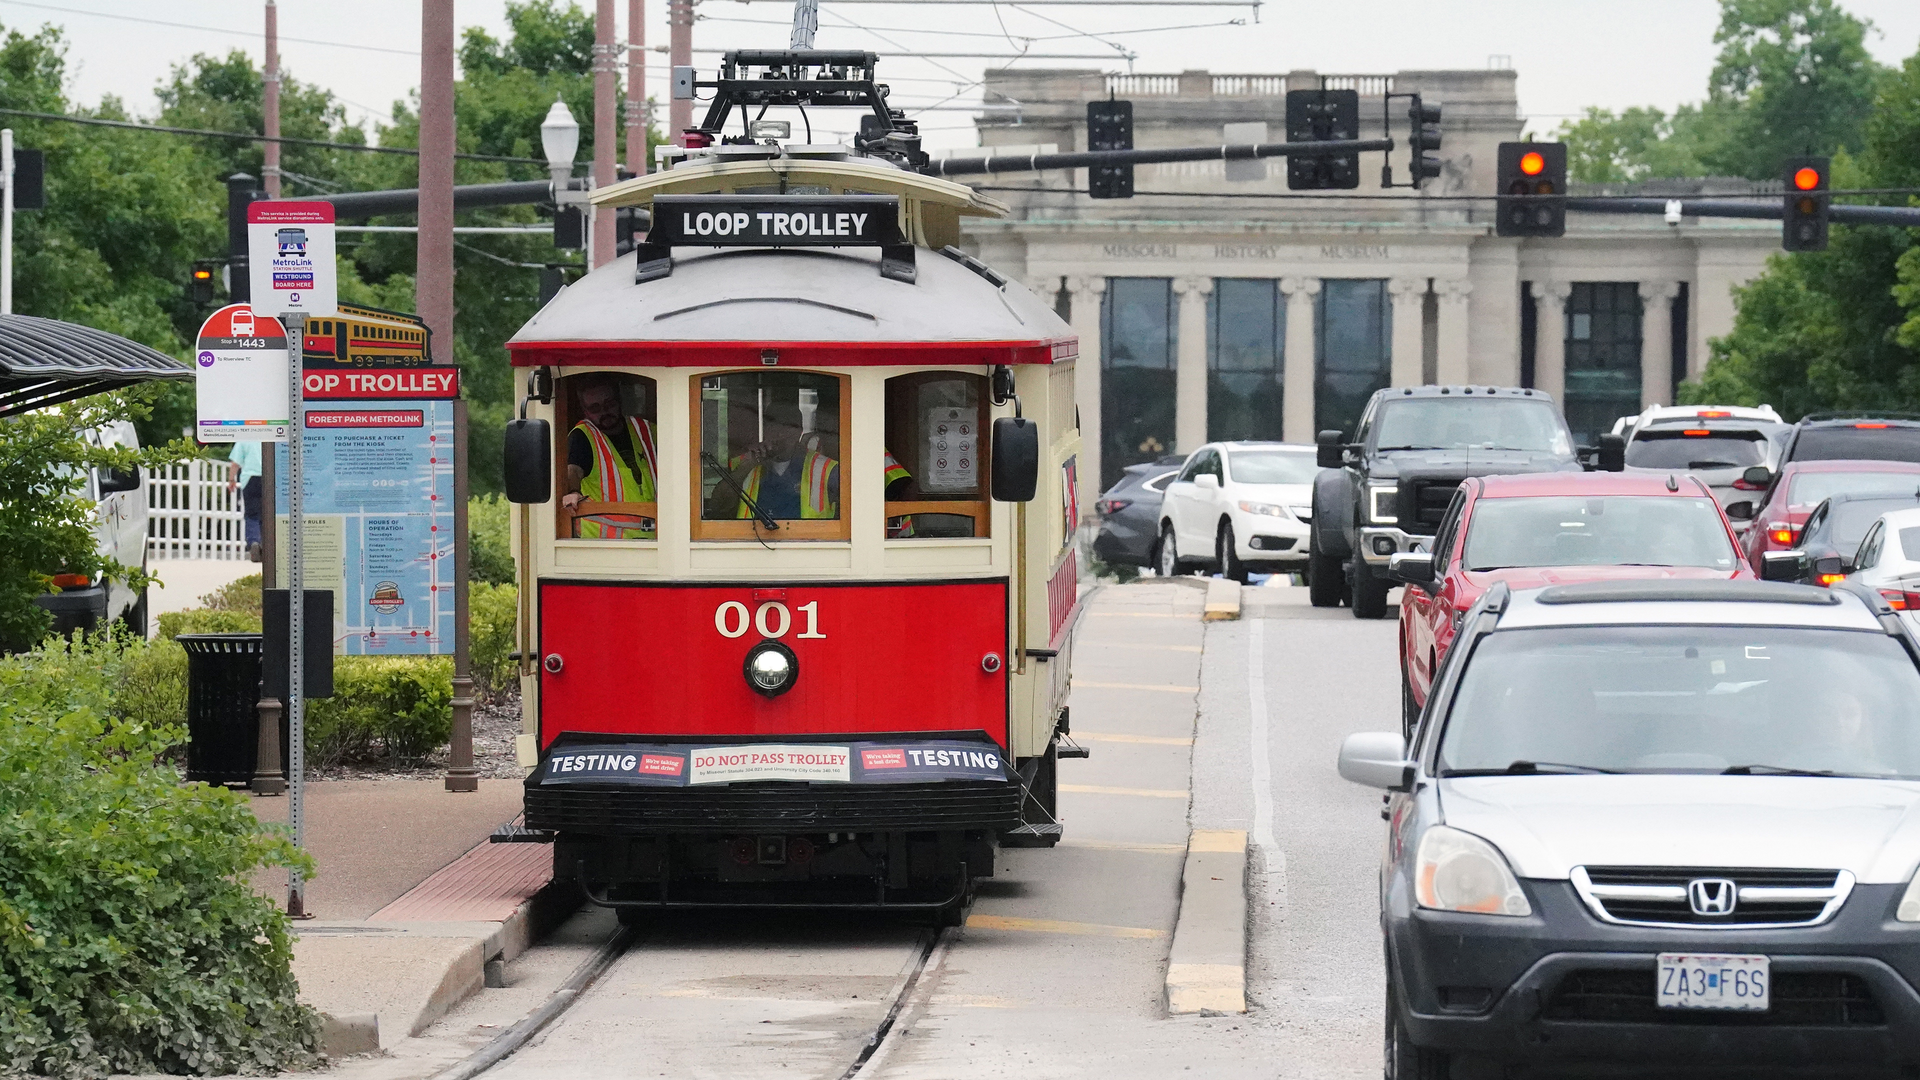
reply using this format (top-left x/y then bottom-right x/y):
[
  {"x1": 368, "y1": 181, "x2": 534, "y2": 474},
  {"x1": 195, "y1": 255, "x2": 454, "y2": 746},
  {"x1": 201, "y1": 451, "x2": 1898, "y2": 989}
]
[
  {"x1": 924, "y1": 138, "x2": 1394, "y2": 178},
  {"x1": 1560, "y1": 197, "x2": 1920, "y2": 228}
]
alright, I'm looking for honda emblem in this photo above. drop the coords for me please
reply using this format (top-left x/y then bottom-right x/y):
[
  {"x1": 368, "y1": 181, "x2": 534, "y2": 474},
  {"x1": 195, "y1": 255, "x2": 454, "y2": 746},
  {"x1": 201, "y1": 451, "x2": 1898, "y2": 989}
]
[{"x1": 1688, "y1": 878, "x2": 1737, "y2": 916}]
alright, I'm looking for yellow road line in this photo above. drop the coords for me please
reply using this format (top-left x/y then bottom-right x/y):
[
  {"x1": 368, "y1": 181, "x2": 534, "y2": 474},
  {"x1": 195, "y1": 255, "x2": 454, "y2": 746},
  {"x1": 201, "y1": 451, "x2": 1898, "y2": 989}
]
[
  {"x1": 1072, "y1": 680, "x2": 1200, "y2": 693},
  {"x1": 1086, "y1": 611, "x2": 1186, "y2": 618},
  {"x1": 1061, "y1": 783, "x2": 1189, "y2": 800},
  {"x1": 966, "y1": 914, "x2": 1167, "y2": 939},
  {"x1": 1073, "y1": 731, "x2": 1193, "y2": 746},
  {"x1": 1188, "y1": 829, "x2": 1247, "y2": 854},
  {"x1": 1058, "y1": 839, "x2": 1187, "y2": 854},
  {"x1": 1077, "y1": 642, "x2": 1202, "y2": 652}
]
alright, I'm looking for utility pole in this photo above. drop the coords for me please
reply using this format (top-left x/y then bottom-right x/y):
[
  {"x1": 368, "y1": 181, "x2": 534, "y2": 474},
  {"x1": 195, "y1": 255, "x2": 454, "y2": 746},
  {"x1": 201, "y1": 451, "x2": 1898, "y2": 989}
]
[
  {"x1": 418, "y1": 0, "x2": 455, "y2": 351},
  {"x1": 2, "y1": 129, "x2": 12, "y2": 315},
  {"x1": 263, "y1": 0, "x2": 281, "y2": 198},
  {"x1": 626, "y1": 0, "x2": 647, "y2": 176},
  {"x1": 668, "y1": 0, "x2": 693, "y2": 140},
  {"x1": 593, "y1": 0, "x2": 618, "y2": 266}
]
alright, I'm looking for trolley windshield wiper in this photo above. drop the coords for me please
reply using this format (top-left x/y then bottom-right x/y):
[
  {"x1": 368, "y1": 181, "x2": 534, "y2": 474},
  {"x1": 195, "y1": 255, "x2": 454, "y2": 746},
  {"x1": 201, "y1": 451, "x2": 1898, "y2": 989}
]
[{"x1": 701, "y1": 451, "x2": 780, "y2": 530}]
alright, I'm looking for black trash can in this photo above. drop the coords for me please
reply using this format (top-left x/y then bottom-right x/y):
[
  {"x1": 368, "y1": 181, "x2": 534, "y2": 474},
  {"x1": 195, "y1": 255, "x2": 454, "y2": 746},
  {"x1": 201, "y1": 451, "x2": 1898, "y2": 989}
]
[{"x1": 178, "y1": 633, "x2": 282, "y2": 786}]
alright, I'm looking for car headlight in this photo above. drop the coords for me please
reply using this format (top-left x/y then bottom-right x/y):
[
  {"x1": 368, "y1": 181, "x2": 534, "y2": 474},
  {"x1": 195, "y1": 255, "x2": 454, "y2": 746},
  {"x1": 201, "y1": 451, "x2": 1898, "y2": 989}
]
[
  {"x1": 1898, "y1": 870, "x2": 1920, "y2": 921},
  {"x1": 1237, "y1": 501, "x2": 1286, "y2": 517},
  {"x1": 1413, "y1": 825, "x2": 1531, "y2": 916},
  {"x1": 1367, "y1": 483, "x2": 1399, "y2": 524}
]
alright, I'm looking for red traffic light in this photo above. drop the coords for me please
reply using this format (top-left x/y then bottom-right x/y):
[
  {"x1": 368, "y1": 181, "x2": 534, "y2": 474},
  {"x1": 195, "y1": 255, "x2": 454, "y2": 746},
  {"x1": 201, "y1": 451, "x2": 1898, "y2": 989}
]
[
  {"x1": 1519, "y1": 151, "x2": 1546, "y2": 176},
  {"x1": 1793, "y1": 166, "x2": 1822, "y2": 191}
]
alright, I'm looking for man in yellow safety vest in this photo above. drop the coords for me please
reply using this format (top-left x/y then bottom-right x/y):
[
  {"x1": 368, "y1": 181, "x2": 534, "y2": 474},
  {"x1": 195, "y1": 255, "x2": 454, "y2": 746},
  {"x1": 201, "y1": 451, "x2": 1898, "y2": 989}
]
[
  {"x1": 563, "y1": 376, "x2": 657, "y2": 538},
  {"x1": 716, "y1": 401, "x2": 840, "y2": 521}
]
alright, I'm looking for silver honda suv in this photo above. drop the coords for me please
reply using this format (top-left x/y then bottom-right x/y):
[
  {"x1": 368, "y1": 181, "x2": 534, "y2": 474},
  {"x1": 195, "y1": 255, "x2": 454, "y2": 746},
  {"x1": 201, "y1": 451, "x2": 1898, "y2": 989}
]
[{"x1": 1339, "y1": 578, "x2": 1920, "y2": 1078}]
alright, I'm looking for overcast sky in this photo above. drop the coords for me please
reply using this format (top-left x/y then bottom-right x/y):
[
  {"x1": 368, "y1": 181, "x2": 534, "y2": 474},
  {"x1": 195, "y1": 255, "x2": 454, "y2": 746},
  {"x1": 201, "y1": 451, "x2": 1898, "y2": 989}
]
[{"x1": 3, "y1": 0, "x2": 1917, "y2": 152}]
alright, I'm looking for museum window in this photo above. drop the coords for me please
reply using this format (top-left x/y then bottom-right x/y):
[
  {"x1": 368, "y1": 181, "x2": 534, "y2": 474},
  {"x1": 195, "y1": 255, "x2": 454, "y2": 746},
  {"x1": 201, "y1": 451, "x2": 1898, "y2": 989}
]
[
  {"x1": 1563, "y1": 282, "x2": 1643, "y2": 445},
  {"x1": 1100, "y1": 277, "x2": 1176, "y2": 489},
  {"x1": 1207, "y1": 278, "x2": 1285, "y2": 442},
  {"x1": 883, "y1": 371, "x2": 991, "y2": 538},
  {"x1": 557, "y1": 372, "x2": 658, "y2": 540},
  {"x1": 1315, "y1": 279, "x2": 1391, "y2": 438},
  {"x1": 693, "y1": 370, "x2": 850, "y2": 542}
]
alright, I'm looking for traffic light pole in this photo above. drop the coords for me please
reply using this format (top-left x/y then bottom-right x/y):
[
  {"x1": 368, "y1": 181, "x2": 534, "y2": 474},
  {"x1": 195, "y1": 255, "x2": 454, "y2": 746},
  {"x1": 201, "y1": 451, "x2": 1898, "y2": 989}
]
[{"x1": 925, "y1": 137, "x2": 1394, "y2": 178}]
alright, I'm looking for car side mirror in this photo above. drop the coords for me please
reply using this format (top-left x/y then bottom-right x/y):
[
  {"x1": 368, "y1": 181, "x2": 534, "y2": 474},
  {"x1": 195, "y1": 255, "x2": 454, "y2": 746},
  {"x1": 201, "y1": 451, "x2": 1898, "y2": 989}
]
[
  {"x1": 1760, "y1": 550, "x2": 1808, "y2": 582},
  {"x1": 1724, "y1": 500, "x2": 1755, "y2": 521},
  {"x1": 1597, "y1": 432, "x2": 1626, "y2": 473},
  {"x1": 1337, "y1": 731, "x2": 1413, "y2": 791},
  {"x1": 992, "y1": 416, "x2": 1039, "y2": 502},
  {"x1": 504, "y1": 419, "x2": 552, "y2": 504},
  {"x1": 1742, "y1": 465, "x2": 1773, "y2": 487},
  {"x1": 1195, "y1": 473, "x2": 1220, "y2": 491},
  {"x1": 1385, "y1": 551, "x2": 1435, "y2": 587},
  {"x1": 96, "y1": 466, "x2": 140, "y2": 494},
  {"x1": 1316, "y1": 429, "x2": 1346, "y2": 469}
]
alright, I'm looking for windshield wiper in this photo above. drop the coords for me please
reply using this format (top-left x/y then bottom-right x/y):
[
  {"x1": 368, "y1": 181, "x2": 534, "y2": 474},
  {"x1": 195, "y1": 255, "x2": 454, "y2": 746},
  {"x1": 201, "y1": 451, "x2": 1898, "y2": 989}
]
[
  {"x1": 1721, "y1": 764, "x2": 1842, "y2": 777},
  {"x1": 1375, "y1": 444, "x2": 1448, "y2": 451},
  {"x1": 1689, "y1": 460, "x2": 1739, "y2": 469},
  {"x1": 1442, "y1": 760, "x2": 1618, "y2": 777}
]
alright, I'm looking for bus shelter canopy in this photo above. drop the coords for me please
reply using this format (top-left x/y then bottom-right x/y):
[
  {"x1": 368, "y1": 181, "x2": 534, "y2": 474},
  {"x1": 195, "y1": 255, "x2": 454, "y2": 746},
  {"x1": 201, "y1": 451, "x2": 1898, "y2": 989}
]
[{"x1": 0, "y1": 314, "x2": 193, "y2": 417}]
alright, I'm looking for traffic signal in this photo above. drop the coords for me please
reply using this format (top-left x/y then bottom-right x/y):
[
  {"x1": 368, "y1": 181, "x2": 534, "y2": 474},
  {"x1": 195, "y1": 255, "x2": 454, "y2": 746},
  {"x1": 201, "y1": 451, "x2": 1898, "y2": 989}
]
[
  {"x1": 1496, "y1": 142, "x2": 1567, "y2": 238},
  {"x1": 189, "y1": 260, "x2": 220, "y2": 305},
  {"x1": 1408, "y1": 98, "x2": 1442, "y2": 186},
  {"x1": 1087, "y1": 99, "x2": 1133, "y2": 199},
  {"x1": 1782, "y1": 156, "x2": 1829, "y2": 252},
  {"x1": 1284, "y1": 88, "x2": 1360, "y2": 190}
]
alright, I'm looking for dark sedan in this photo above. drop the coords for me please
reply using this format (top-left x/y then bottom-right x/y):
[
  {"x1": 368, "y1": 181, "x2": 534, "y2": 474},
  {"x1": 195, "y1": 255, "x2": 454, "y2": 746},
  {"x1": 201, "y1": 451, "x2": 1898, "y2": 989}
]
[
  {"x1": 1092, "y1": 455, "x2": 1185, "y2": 568},
  {"x1": 1795, "y1": 489, "x2": 1920, "y2": 584}
]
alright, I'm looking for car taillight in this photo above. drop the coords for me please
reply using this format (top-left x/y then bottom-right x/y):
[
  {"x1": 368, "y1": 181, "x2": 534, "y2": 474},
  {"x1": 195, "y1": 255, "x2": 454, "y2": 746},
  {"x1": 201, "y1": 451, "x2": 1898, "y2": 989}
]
[
  {"x1": 1879, "y1": 589, "x2": 1920, "y2": 611},
  {"x1": 1818, "y1": 573, "x2": 1845, "y2": 586},
  {"x1": 1768, "y1": 525, "x2": 1796, "y2": 545},
  {"x1": 1855, "y1": 423, "x2": 1891, "y2": 429},
  {"x1": 1697, "y1": 410, "x2": 1731, "y2": 418},
  {"x1": 1682, "y1": 428, "x2": 1712, "y2": 436},
  {"x1": 1097, "y1": 499, "x2": 1131, "y2": 516}
]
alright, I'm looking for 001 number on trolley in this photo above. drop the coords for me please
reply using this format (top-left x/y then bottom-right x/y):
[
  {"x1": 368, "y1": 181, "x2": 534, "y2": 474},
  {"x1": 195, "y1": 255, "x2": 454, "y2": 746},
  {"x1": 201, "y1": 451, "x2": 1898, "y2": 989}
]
[{"x1": 714, "y1": 600, "x2": 827, "y2": 640}]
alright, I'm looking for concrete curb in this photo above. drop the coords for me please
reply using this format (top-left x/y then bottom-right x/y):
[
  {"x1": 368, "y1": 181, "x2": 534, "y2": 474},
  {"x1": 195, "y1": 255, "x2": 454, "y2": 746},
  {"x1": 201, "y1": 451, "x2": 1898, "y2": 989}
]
[
  {"x1": 1203, "y1": 579, "x2": 1242, "y2": 621},
  {"x1": 1165, "y1": 829, "x2": 1248, "y2": 1014},
  {"x1": 319, "y1": 1012, "x2": 380, "y2": 1058}
]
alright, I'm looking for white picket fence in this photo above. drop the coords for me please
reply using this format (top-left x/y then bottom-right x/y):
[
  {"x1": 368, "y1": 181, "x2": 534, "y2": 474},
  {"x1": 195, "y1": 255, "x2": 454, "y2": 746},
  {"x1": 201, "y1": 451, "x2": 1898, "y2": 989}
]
[{"x1": 146, "y1": 459, "x2": 248, "y2": 560}]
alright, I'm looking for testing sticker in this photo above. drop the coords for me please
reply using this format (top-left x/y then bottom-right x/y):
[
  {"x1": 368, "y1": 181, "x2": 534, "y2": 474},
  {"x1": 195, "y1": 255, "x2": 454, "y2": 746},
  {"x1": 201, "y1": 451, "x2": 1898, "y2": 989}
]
[{"x1": 538, "y1": 740, "x2": 1010, "y2": 787}]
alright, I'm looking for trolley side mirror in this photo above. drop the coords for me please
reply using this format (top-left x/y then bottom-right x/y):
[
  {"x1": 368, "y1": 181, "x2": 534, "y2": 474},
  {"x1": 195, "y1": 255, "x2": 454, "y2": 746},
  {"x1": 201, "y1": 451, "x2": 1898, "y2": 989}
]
[
  {"x1": 992, "y1": 416, "x2": 1040, "y2": 502},
  {"x1": 504, "y1": 419, "x2": 552, "y2": 504}
]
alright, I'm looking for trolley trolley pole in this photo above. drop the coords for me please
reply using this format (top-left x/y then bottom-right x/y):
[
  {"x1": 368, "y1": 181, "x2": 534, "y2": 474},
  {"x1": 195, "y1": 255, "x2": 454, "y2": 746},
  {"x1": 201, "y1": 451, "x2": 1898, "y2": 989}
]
[{"x1": 246, "y1": 201, "x2": 336, "y2": 918}]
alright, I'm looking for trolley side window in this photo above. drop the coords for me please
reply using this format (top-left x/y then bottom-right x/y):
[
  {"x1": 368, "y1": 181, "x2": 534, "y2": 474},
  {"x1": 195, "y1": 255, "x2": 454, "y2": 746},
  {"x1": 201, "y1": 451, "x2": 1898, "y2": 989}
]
[
  {"x1": 695, "y1": 371, "x2": 850, "y2": 541},
  {"x1": 557, "y1": 372, "x2": 659, "y2": 540},
  {"x1": 883, "y1": 372, "x2": 990, "y2": 539}
]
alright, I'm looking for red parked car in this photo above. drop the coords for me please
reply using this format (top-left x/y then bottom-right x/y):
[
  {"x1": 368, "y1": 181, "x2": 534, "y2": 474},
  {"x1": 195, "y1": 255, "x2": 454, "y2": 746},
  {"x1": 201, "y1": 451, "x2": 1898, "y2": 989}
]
[
  {"x1": 1389, "y1": 471, "x2": 1751, "y2": 732},
  {"x1": 1734, "y1": 458, "x2": 1920, "y2": 574}
]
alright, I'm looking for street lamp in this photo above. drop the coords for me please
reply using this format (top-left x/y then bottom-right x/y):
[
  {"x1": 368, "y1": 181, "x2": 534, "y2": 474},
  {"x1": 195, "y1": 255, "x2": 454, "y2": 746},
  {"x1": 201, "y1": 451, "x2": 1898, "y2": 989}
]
[{"x1": 541, "y1": 97, "x2": 580, "y2": 198}]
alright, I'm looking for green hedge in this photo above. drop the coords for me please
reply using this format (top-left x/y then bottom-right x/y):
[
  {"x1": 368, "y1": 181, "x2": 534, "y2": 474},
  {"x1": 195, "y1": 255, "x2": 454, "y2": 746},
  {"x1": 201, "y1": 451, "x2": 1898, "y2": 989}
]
[
  {"x1": 469, "y1": 581, "x2": 518, "y2": 696},
  {"x1": 0, "y1": 634, "x2": 321, "y2": 1076},
  {"x1": 469, "y1": 494, "x2": 514, "y2": 585},
  {"x1": 306, "y1": 657, "x2": 453, "y2": 768}
]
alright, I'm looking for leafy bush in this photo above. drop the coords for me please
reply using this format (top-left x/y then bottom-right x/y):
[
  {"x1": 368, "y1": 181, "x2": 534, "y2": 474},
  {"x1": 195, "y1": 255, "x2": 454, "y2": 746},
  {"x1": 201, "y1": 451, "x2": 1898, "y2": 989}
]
[
  {"x1": 469, "y1": 581, "x2": 519, "y2": 698},
  {"x1": 197, "y1": 573, "x2": 263, "y2": 618},
  {"x1": 156, "y1": 607, "x2": 262, "y2": 641},
  {"x1": 469, "y1": 494, "x2": 514, "y2": 586},
  {"x1": 0, "y1": 635, "x2": 321, "y2": 1076},
  {"x1": 306, "y1": 657, "x2": 453, "y2": 768},
  {"x1": 115, "y1": 636, "x2": 189, "y2": 734}
]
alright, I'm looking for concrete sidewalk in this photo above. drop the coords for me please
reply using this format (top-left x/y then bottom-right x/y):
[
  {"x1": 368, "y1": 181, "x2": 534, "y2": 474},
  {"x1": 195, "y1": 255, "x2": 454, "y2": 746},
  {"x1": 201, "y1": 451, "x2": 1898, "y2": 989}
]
[{"x1": 249, "y1": 780, "x2": 566, "y2": 1055}]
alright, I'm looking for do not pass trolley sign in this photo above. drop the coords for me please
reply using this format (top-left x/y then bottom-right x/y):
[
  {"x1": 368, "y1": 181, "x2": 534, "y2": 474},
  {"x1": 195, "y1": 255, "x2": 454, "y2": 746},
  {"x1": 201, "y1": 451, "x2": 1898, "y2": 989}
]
[{"x1": 193, "y1": 304, "x2": 289, "y2": 442}]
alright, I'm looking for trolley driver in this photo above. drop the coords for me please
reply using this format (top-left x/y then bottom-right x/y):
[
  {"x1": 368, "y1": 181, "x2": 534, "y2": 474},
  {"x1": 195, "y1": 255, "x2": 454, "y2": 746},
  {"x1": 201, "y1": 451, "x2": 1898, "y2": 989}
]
[
  {"x1": 563, "y1": 375, "x2": 657, "y2": 539},
  {"x1": 713, "y1": 400, "x2": 841, "y2": 520}
]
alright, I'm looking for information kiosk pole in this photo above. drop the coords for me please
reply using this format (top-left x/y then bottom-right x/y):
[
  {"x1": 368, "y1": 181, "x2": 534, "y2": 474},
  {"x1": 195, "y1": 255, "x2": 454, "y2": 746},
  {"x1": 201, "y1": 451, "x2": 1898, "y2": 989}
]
[{"x1": 283, "y1": 309, "x2": 308, "y2": 916}]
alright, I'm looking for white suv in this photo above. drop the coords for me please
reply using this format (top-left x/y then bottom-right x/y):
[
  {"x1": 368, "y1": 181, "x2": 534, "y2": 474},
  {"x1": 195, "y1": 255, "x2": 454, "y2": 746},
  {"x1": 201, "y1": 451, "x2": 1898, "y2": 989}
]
[{"x1": 1155, "y1": 441, "x2": 1318, "y2": 582}]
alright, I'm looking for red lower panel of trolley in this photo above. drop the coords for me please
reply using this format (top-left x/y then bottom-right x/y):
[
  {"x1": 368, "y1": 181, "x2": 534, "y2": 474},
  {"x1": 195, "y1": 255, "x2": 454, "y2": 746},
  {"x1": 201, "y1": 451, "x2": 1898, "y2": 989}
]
[{"x1": 536, "y1": 579, "x2": 1009, "y2": 749}]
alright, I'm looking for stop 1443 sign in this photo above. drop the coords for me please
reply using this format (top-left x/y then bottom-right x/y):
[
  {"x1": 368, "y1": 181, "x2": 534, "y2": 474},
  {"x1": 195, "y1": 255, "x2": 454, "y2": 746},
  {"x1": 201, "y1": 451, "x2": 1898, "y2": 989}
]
[{"x1": 194, "y1": 303, "x2": 289, "y2": 442}]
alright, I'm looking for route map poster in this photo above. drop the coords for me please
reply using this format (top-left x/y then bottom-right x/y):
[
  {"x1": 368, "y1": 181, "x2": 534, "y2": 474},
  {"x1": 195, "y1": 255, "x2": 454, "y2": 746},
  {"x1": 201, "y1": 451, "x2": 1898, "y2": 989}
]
[{"x1": 274, "y1": 399, "x2": 455, "y2": 655}]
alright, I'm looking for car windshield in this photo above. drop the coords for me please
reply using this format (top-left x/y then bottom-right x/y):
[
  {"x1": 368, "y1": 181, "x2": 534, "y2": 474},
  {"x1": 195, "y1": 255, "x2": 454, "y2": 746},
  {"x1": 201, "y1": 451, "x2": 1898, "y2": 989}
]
[
  {"x1": 1228, "y1": 451, "x2": 1318, "y2": 485},
  {"x1": 1437, "y1": 626, "x2": 1920, "y2": 778},
  {"x1": 1461, "y1": 496, "x2": 1736, "y2": 571},
  {"x1": 1792, "y1": 426, "x2": 1920, "y2": 463},
  {"x1": 1625, "y1": 431, "x2": 1768, "y2": 470},
  {"x1": 1789, "y1": 470, "x2": 1920, "y2": 507},
  {"x1": 1371, "y1": 399, "x2": 1572, "y2": 456}
]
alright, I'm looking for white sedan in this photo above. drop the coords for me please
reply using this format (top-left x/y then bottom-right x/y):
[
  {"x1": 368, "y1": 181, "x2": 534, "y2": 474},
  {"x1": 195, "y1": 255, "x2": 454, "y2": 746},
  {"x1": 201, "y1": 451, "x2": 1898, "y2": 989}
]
[
  {"x1": 1156, "y1": 441, "x2": 1319, "y2": 582},
  {"x1": 1845, "y1": 506, "x2": 1920, "y2": 621}
]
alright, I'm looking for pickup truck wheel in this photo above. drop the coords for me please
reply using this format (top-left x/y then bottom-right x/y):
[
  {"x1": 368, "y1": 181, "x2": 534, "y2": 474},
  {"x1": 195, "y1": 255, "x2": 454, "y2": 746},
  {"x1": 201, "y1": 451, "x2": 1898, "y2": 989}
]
[
  {"x1": 1217, "y1": 521, "x2": 1248, "y2": 584},
  {"x1": 1307, "y1": 539, "x2": 1345, "y2": 607},
  {"x1": 1351, "y1": 560, "x2": 1392, "y2": 620}
]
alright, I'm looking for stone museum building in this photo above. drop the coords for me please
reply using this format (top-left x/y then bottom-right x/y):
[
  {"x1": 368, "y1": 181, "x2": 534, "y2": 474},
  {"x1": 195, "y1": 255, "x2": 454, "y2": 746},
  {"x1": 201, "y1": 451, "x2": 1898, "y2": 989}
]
[{"x1": 952, "y1": 66, "x2": 1780, "y2": 503}]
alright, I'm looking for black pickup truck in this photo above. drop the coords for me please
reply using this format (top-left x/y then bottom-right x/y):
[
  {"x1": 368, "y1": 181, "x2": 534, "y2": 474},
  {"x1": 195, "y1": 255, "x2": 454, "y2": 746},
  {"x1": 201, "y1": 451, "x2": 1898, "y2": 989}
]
[{"x1": 1308, "y1": 385, "x2": 1624, "y2": 618}]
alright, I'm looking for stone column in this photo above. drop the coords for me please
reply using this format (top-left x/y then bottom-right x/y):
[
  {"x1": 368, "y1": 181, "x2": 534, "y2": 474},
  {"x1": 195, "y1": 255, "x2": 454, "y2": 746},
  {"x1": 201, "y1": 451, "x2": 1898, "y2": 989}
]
[
  {"x1": 1388, "y1": 277, "x2": 1427, "y2": 388},
  {"x1": 1530, "y1": 281, "x2": 1571, "y2": 403},
  {"x1": 1279, "y1": 276, "x2": 1320, "y2": 441},
  {"x1": 1173, "y1": 276, "x2": 1212, "y2": 451},
  {"x1": 1434, "y1": 278, "x2": 1473, "y2": 386},
  {"x1": 1639, "y1": 280, "x2": 1680, "y2": 409},
  {"x1": 1067, "y1": 276, "x2": 1106, "y2": 514}
]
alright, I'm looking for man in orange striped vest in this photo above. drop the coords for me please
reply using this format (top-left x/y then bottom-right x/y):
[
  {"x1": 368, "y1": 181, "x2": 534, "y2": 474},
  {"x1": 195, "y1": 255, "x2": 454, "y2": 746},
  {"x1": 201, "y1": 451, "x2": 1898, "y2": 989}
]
[
  {"x1": 717, "y1": 401, "x2": 840, "y2": 521},
  {"x1": 562, "y1": 376, "x2": 657, "y2": 538}
]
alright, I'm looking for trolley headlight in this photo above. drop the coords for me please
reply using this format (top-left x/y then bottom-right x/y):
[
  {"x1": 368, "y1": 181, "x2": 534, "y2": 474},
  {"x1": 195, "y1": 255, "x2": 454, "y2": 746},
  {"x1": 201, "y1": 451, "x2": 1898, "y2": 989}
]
[
  {"x1": 744, "y1": 640, "x2": 798, "y2": 697},
  {"x1": 1413, "y1": 826, "x2": 1531, "y2": 916}
]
